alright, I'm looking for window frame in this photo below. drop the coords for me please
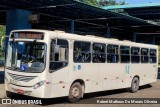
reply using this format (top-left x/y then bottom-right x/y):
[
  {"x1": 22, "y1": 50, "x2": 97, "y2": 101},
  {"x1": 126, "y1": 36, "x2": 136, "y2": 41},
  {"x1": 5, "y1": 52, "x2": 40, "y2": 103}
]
[
  {"x1": 141, "y1": 48, "x2": 149, "y2": 63},
  {"x1": 149, "y1": 49, "x2": 157, "y2": 63},
  {"x1": 131, "y1": 47, "x2": 140, "y2": 63},
  {"x1": 107, "y1": 44, "x2": 119, "y2": 63},
  {"x1": 120, "y1": 46, "x2": 131, "y2": 63},
  {"x1": 73, "y1": 41, "x2": 91, "y2": 63},
  {"x1": 49, "y1": 39, "x2": 69, "y2": 72},
  {"x1": 92, "y1": 43, "x2": 106, "y2": 63}
]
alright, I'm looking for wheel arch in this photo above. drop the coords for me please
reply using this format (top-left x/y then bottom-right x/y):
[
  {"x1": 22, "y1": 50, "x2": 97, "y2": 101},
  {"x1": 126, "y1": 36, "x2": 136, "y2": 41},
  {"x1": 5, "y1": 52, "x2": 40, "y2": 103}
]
[{"x1": 133, "y1": 75, "x2": 140, "y2": 81}]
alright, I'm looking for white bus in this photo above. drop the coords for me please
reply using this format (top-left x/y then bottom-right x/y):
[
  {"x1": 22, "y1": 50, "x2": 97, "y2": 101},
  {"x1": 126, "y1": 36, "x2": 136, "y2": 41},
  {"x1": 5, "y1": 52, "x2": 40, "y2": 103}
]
[{"x1": 5, "y1": 30, "x2": 158, "y2": 102}]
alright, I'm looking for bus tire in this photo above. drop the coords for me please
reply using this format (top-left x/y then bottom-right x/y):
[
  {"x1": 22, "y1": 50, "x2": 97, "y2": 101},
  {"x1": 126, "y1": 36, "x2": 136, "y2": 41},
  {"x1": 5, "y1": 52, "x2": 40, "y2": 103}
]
[
  {"x1": 68, "y1": 82, "x2": 82, "y2": 103},
  {"x1": 130, "y1": 77, "x2": 139, "y2": 93},
  {"x1": 5, "y1": 91, "x2": 9, "y2": 98},
  {"x1": 6, "y1": 91, "x2": 13, "y2": 98}
]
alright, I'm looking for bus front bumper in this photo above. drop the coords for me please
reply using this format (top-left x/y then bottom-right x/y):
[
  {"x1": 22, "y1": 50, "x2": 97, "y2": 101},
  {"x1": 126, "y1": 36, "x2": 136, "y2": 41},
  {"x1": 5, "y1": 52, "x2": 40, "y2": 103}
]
[{"x1": 5, "y1": 83, "x2": 45, "y2": 98}]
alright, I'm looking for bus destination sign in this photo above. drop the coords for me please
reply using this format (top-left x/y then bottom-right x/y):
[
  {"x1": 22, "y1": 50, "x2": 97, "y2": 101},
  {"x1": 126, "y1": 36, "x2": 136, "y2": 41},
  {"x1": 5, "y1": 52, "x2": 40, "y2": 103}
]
[{"x1": 11, "y1": 32, "x2": 44, "y2": 40}]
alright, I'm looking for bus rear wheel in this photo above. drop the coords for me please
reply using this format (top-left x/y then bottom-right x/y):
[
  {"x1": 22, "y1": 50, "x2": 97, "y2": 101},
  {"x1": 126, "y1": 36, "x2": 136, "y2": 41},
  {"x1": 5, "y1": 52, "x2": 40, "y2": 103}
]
[
  {"x1": 68, "y1": 82, "x2": 82, "y2": 103},
  {"x1": 130, "y1": 77, "x2": 139, "y2": 93}
]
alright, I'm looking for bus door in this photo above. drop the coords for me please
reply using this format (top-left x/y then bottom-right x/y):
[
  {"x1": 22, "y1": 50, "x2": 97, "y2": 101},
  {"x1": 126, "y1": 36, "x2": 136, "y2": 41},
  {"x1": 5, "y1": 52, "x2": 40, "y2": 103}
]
[{"x1": 49, "y1": 39, "x2": 69, "y2": 97}]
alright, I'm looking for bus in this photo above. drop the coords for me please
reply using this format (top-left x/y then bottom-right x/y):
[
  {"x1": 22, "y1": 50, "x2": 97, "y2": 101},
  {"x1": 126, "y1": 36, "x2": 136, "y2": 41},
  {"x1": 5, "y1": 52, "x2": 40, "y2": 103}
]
[{"x1": 5, "y1": 30, "x2": 158, "y2": 103}]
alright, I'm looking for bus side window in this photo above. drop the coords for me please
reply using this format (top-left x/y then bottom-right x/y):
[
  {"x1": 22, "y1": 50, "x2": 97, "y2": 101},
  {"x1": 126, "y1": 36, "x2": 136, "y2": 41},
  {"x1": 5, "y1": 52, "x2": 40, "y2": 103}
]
[
  {"x1": 74, "y1": 41, "x2": 91, "y2": 63},
  {"x1": 141, "y1": 48, "x2": 149, "y2": 63},
  {"x1": 120, "y1": 46, "x2": 130, "y2": 63},
  {"x1": 131, "y1": 47, "x2": 140, "y2": 63},
  {"x1": 150, "y1": 49, "x2": 157, "y2": 63},
  {"x1": 50, "y1": 39, "x2": 69, "y2": 71},
  {"x1": 107, "y1": 45, "x2": 119, "y2": 63},
  {"x1": 92, "y1": 43, "x2": 106, "y2": 63}
]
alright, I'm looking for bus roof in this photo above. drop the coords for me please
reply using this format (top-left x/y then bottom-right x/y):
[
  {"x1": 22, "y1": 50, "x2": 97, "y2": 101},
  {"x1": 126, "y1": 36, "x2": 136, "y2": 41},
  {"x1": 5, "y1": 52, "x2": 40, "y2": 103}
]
[{"x1": 11, "y1": 29, "x2": 158, "y2": 49}]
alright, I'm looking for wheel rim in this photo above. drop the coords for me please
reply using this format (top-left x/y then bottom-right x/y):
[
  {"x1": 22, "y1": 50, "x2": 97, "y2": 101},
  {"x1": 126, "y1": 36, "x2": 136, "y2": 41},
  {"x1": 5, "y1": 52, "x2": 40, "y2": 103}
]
[
  {"x1": 133, "y1": 80, "x2": 138, "y2": 90},
  {"x1": 71, "y1": 86, "x2": 80, "y2": 98}
]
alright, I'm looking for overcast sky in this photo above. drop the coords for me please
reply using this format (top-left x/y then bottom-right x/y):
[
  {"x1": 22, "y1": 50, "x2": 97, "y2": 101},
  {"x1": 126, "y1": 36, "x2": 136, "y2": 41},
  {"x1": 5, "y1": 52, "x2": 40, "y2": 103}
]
[{"x1": 116, "y1": 0, "x2": 160, "y2": 4}]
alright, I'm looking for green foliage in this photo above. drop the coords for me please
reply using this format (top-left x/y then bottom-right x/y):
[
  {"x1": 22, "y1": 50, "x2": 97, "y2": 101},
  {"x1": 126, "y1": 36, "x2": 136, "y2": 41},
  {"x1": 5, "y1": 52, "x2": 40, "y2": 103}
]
[
  {"x1": 76, "y1": 0, "x2": 128, "y2": 6},
  {"x1": 76, "y1": 0, "x2": 98, "y2": 6},
  {"x1": 98, "y1": 0, "x2": 128, "y2": 13},
  {"x1": 0, "y1": 25, "x2": 5, "y2": 43},
  {"x1": 0, "y1": 49, "x2": 4, "y2": 60},
  {"x1": 0, "y1": 25, "x2": 6, "y2": 36},
  {"x1": 75, "y1": 0, "x2": 128, "y2": 13},
  {"x1": 98, "y1": 0, "x2": 127, "y2": 6},
  {"x1": 0, "y1": 25, "x2": 5, "y2": 60}
]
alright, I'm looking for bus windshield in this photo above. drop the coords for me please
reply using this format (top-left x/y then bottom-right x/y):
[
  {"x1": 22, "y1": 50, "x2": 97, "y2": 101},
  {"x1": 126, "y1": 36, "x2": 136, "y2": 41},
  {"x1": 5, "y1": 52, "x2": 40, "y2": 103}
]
[{"x1": 6, "y1": 41, "x2": 46, "y2": 73}]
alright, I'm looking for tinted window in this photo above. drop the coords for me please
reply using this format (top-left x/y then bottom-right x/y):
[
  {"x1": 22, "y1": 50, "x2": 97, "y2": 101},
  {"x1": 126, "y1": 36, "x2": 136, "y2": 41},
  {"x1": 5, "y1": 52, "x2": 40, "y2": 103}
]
[
  {"x1": 150, "y1": 49, "x2": 157, "y2": 63},
  {"x1": 120, "y1": 46, "x2": 130, "y2": 63},
  {"x1": 141, "y1": 48, "x2": 149, "y2": 63},
  {"x1": 107, "y1": 45, "x2": 119, "y2": 63},
  {"x1": 74, "y1": 41, "x2": 91, "y2": 63},
  {"x1": 92, "y1": 43, "x2": 106, "y2": 63},
  {"x1": 131, "y1": 47, "x2": 140, "y2": 63},
  {"x1": 50, "y1": 39, "x2": 68, "y2": 71}
]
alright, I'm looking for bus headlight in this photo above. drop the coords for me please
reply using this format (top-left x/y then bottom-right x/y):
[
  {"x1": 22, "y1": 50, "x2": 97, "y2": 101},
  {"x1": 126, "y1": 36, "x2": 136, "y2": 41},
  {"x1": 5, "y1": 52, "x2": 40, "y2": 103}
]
[{"x1": 33, "y1": 80, "x2": 45, "y2": 89}]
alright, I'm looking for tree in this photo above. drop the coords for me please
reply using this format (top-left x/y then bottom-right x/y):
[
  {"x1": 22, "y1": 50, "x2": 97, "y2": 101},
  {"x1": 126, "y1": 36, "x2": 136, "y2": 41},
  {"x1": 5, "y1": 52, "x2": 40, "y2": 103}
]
[
  {"x1": 98, "y1": 0, "x2": 127, "y2": 6},
  {"x1": 76, "y1": 0, "x2": 98, "y2": 6},
  {"x1": 0, "y1": 25, "x2": 5, "y2": 48},
  {"x1": 98, "y1": 0, "x2": 128, "y2": 13},
  {"x1": 76, "y1": 0, "x2": 127, "y2": 6},
  {"x1": 99, "y1": 0, "x2": 118, "y2": 6},
  {"x1": 0, "y1": 25, "x2": 5, "y2": 60},
  {"x1": 75, "y1": 0, "x2": 128, "y2": 13},
  {"x1": 0, "y1": 25, "x2": 5, "y2": 36}
]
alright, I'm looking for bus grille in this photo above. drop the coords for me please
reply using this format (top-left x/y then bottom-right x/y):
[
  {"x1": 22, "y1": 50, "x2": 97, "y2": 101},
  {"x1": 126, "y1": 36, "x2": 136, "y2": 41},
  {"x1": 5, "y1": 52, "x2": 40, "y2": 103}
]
[{"x1": 7, "y1": 72, "x2": 37, "y2": 82}]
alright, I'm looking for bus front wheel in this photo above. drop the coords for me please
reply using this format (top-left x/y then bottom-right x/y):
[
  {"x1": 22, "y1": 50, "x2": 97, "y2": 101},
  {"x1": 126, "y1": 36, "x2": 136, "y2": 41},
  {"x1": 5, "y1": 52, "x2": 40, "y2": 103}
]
[
  {"x1": 130, "y1": 77, "x2": 139, "y2": 93},
  {"x1": 68, "y1": 82, "x2": 82, "y2": 103}
]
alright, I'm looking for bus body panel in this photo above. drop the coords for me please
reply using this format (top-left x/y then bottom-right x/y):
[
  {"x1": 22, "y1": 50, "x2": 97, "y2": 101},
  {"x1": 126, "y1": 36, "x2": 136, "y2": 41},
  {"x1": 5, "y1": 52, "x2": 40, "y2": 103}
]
[{"x1": 5, "y1": 29, "x2": 158, "y2": 99}]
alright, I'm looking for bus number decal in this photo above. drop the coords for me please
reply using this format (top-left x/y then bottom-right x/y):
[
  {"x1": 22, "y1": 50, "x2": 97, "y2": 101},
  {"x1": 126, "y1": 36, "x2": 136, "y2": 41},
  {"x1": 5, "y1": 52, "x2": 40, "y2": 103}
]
[
  {"x1": 78, "y1": 65, "x2": 81, "y2": 70},
  {"x1": 125, "y1": 65, "x2": 130, "y2": 74},
  {"x1": 73, "y1": 65, "x2": 81, "y2": 71},
  {"x1": 73, "y1": 65, "x2": 76, "y2": 71}
]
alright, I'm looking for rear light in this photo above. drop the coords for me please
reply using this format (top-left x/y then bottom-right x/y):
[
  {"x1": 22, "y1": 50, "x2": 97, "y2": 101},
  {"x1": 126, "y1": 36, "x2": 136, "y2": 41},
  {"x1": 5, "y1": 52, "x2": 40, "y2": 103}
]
[{"x1": 33, "y1": 80, "x2": 45, "y2": 89}]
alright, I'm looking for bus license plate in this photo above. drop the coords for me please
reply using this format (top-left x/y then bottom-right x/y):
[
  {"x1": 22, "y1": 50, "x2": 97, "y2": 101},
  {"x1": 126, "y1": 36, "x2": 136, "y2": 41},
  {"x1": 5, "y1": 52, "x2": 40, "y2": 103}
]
[
  {"x1": 9, "y1": 79, "x2": 18, "y2": 85},
  {"x1": 16, "y1": 89, "x2": 24, "y2": 94}
]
